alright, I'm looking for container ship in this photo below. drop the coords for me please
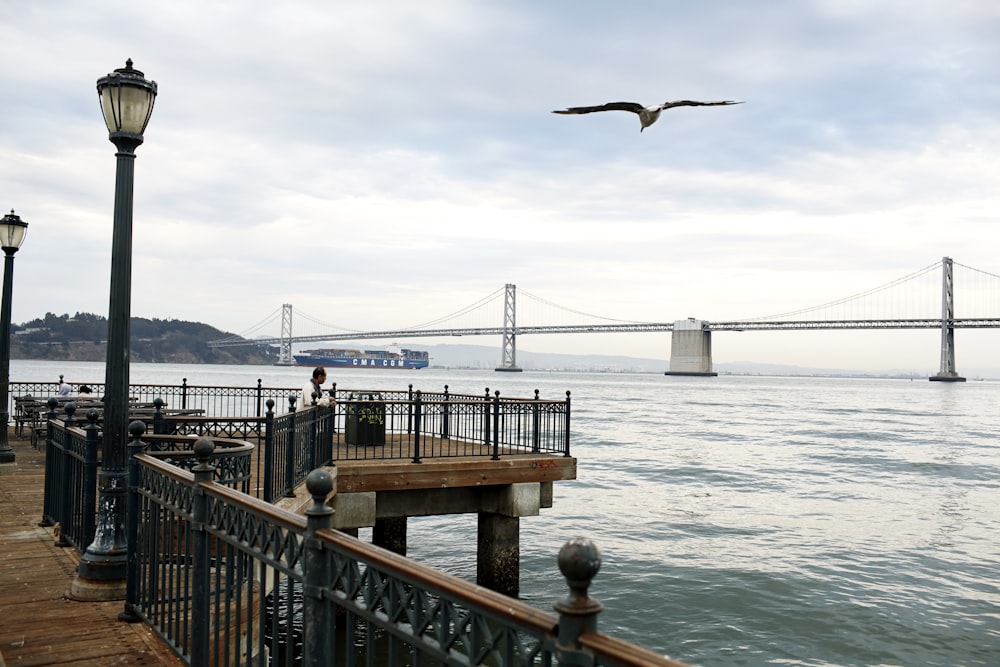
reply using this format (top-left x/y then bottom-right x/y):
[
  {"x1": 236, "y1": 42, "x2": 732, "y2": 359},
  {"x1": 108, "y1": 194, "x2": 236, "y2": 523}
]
[{"x1": 293, "y1": 347, "x2": 430, "y2": 370}]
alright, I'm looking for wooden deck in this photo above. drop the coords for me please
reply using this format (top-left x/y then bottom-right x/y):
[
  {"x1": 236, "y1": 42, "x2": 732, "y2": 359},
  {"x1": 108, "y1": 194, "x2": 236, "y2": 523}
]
[
  {"x1": 0, "y1": 431, "x2": 185, "y2": 667},
  {"x1": 331, "y1": 435, "x2": 577, "y2": 493}
]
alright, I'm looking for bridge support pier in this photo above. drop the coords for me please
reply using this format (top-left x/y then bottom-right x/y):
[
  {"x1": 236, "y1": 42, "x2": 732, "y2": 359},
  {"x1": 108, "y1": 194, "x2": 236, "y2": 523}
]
[
  {"x1": 665, "y1": 319, "x2": 717, "y2": 377},
  {"x1": 477, "y1": 512, "x2": 520, "y2": 597}
]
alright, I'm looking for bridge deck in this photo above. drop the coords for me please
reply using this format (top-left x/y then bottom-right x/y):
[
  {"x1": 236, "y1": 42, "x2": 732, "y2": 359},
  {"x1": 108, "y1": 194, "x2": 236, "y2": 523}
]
[{"x1": 0, "y1": 431, "x2": 185, "y2": 667}]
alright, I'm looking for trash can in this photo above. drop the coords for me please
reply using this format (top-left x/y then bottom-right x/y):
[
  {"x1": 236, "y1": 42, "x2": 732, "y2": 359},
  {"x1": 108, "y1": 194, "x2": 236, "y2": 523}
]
[{"x1": 345, "y1": 392, "x2": 386, "y2": 446}]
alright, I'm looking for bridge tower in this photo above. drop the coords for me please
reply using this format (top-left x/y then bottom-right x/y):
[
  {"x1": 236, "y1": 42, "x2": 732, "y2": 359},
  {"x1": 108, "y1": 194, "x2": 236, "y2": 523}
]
[
  {"x1": 930, "y1": 257, "x2": 965, "y2": 382},
  {"x1": 495, "y1": 283, "x2": 522, "y2": 372},
  {"x1": 276, "y1": 303, "x2": 294, "y2": 366}
]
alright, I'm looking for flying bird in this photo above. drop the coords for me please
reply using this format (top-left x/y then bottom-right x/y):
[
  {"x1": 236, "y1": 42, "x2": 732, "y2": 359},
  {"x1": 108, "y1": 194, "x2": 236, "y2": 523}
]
[{"x1": 552, "y1": 99, "x2": 743, "y2": 132}]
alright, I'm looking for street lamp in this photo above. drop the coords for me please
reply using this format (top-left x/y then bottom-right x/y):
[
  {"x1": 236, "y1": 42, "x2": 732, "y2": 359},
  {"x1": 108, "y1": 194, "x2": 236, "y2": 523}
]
[
  {"x1": 0, "y1": 210, "x2": 28, "y2": 465},
  {"x1": 75, "y1": 60, "x2": 156, "y2": 593}
]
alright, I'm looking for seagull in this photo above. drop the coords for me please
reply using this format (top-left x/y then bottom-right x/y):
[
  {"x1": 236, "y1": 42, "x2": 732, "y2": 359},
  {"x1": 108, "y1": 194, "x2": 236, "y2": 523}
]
[{"x1": 552, "y1": 100, "x2": 743, "y2": 132}]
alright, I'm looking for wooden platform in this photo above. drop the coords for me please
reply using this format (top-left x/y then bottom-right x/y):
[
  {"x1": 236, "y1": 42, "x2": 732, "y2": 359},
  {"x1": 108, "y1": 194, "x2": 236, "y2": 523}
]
[
  {"x1": 332, "y1": 435, "x2": 577, "y2": 493},
  {"x1": 0, "y1": 432, "x2": 185, "y2": 667}
]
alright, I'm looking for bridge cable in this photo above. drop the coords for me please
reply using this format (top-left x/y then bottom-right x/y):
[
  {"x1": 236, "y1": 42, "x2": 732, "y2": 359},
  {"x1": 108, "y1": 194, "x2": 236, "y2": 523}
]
[
  {"x1": 518, "y1": 288, "x2": 654, "y2": 324},
  {"x1": 394, "y1": 287, "x2": 506, "y2": 331},
  {"x1": 740, "y1": 260, "x2": 941, "y2": 322},
  {"x1": 954, "y1": 261, "x2": 1000, "y2": 280},
  {"x1": 294, "y1": 308, "x2": 367, "y2": 334},
  {"x1": 212, "y1": 306, "x2": 284, "y2": 342}
]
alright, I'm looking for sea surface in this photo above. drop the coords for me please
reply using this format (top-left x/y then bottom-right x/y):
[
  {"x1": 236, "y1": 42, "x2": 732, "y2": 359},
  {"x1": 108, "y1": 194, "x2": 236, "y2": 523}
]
[{"x1": 12, "y1": 360, "x2": 1000, "y2": 666}]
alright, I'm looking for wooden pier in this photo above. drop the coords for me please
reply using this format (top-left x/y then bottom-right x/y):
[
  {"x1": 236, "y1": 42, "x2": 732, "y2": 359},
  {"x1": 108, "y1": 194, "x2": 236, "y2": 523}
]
[
  {"x1": 0, "y1": 432, "x2": 184, "y2": 667},
  {"x1": 0, "y1": 428, "x2": 577, "y2": 664}
]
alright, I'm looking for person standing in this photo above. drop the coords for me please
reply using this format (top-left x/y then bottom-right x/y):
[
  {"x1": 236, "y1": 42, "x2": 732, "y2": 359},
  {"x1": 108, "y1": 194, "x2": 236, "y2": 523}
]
[{"x1": 301, "y1": 367, "x2": 331, "y2": 407}]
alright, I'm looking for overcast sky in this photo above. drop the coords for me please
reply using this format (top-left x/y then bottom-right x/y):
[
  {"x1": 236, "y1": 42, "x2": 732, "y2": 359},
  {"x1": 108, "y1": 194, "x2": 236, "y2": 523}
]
[{"x1": 2, "y1": 1, "x2": 999, "y2": 372}]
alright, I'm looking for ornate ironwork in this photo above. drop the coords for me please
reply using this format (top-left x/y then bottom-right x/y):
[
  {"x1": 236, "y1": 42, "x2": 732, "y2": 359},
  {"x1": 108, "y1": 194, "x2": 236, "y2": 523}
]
[{"x1": 126, "y1": 450, "x2": 685, "y2": 666}]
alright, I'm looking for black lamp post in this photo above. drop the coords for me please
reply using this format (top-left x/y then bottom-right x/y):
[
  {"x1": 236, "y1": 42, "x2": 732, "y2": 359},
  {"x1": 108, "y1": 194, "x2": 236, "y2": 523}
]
[
  {"x1": 0, "y1": 210, "x2": 28, "y2": 464},
  {"x1": 76, "y1": 60, "x2": 156, "y2": 588}
]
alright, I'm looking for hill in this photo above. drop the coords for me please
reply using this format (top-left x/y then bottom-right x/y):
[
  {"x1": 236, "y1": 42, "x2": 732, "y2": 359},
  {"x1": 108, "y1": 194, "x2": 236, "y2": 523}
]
[{"x1": 10, "y1": 312, "x2": 277, "y2": 365}]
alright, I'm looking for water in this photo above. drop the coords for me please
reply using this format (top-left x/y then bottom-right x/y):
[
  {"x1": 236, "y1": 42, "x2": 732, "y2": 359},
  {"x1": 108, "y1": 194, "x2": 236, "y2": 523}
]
[{"x1": 15, "y1": 360, "x2": 1000, "y2": 666}]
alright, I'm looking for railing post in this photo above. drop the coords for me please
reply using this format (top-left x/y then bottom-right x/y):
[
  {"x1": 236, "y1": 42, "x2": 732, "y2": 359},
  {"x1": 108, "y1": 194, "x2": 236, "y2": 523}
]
[
  {"x1": 492, "y1": 391, "x2": 501, "y2": 460},
  {"x1": 151, "y1": 397, "x2": 164, "y2": 435},
  {"x1": 303, "y1": 468, "x2": 336, "y2": 666},
  {"x1": 63, "y1": 401, "x2": 77, "y2": 428},
  {"x1": 120, "y1": 420, "x2": 149, "y2": 623},
  {"x1": 54, "y1": 403, "x2": 77, "y2": 546},
  {"x1": 564, "y1": 391, "x2": 572, "y2": 457},
  {"x1": 532, "y1": 389, "x2": 540, "y2": 453},
  {"x1": 554, "y1": 537, "x2": 604, "y2": 666},
  {"x1": 483, "y1": 388, "x2": 490, "y2": 447},
  {"x1": 407, "y1": 383, "x2": 413, "y2": 435},
  {"x1": 46, "y1": 396, "x2": 57, "y2": 435},
  {"x1": 263, "y1": 399, "x2": 275, "y2": 503},
  {"x1": 40, "y1": 397, "x2": 59, "y2": 527},
  {"x1": 181, "y1": 378, "x2": 188, "y2": 410},
  {"x1": 285, "y1": 395, "x2": 297, "y2": 497},
  {"x1": 442, "y1": 384, "x2": 450, "y2": 440},
  {"x1": 330, "y1": 382, "x2": 339, "y2": 449},
  {"x1": 80, "y1": 409, "x2": 102, "y2": 550},
  {"x1": 189, "y1": 437, "x2": 216, "y2": 666},
  {"x1": 308, "y1": 401, "x2": 318, "y2": 472},
  {"x1": 255, "y1": 378, "x2": 263, "y2": 418},
  {"x1": 322, "y1": 405, "x2": 334, "y2": 466},
  {"x1": 412, "y1": 391, "x2": 422, "y2": 464}
]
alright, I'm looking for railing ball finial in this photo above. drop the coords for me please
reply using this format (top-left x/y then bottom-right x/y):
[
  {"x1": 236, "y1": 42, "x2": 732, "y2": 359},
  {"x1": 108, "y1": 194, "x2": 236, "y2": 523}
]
[
  {"x1": 305, "y1": 468, "x2": 335, "y2": 518},
  {"x1": 153, "y1": 397, "x2": 164, "y2": 409},
  {"x1": 128, "y1": 420, "x2": 147, "y2": 440},
  {"x1": 192, "y1": 435, "x2": 214, "y2": 464},
  {"x1": 266, "y1": 398, "x2": 275, "y2": 411},
  {"x1": 556, "y1": 536, "x2": 603, "y2": 613}
]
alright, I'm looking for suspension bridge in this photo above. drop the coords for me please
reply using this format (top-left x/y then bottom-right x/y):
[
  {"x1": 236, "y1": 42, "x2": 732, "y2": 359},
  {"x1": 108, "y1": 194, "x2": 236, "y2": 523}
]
[{"x1": 209, "y1": 257, "x2": 1000, "y2": 381}]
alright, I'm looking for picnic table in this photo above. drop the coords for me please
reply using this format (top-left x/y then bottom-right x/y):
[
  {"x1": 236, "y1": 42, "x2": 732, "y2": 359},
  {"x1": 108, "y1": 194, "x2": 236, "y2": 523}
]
[{"x1": 13, "y1": 395, "x2": 204, "y2": 447}]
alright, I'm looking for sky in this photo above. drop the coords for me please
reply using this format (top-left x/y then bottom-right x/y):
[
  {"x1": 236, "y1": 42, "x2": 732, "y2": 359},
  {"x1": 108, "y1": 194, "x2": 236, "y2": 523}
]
[{"x1": 2, "y1": 1, "x2": 999, "y2": 373}]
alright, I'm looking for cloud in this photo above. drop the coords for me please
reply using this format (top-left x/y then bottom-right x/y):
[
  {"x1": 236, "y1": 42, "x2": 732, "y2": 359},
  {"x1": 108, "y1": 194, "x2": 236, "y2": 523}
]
[{"x1": 1, "y1": 1, "x2": 999, "y2": 370}]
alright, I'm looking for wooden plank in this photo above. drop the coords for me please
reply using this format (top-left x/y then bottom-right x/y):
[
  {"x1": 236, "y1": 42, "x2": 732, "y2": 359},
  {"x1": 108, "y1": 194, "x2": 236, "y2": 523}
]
[
  {"x1": 0, "y1": 432, "x2": 186, "y2": 667},
  {"x1": 336, "y1": 454, "x2": 576, "y2": 492}
]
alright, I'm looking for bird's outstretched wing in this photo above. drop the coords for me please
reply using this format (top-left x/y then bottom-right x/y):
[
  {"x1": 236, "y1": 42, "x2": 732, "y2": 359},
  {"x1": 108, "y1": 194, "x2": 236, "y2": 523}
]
[
  {"x1": 552, "y1": 102, "x2": 645, "y2": 115},
  {"x1": 657, "y1": 100, "x2": 743, "y2": 110}
]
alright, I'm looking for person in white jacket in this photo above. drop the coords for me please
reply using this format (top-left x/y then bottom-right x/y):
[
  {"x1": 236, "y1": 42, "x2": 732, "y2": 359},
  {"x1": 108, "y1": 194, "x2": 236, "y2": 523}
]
[{"x1": 301, "y1": 366, "x2": 331, "y2": 407}]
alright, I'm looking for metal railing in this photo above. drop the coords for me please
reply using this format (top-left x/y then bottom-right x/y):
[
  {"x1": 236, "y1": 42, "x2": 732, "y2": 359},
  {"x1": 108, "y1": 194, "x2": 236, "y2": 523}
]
[
  {"x1": 41, "y1": 408, "x2": 254, "y2": 554},
  {"x1": 30, "y1": 385, "x2": 691, "y2": 665},
  {"x1": 127, "y1": 437, "x2": 690, "y2": 667},
  {"x1": 10, "y1": 378, "x2": 298, "y2": 420},
  {"x1": 248, "y1": 389, "x2": 570, "y2": 501},
  {"x1": 39, "y1": 385, "x2": 571, "y2": 545}
]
